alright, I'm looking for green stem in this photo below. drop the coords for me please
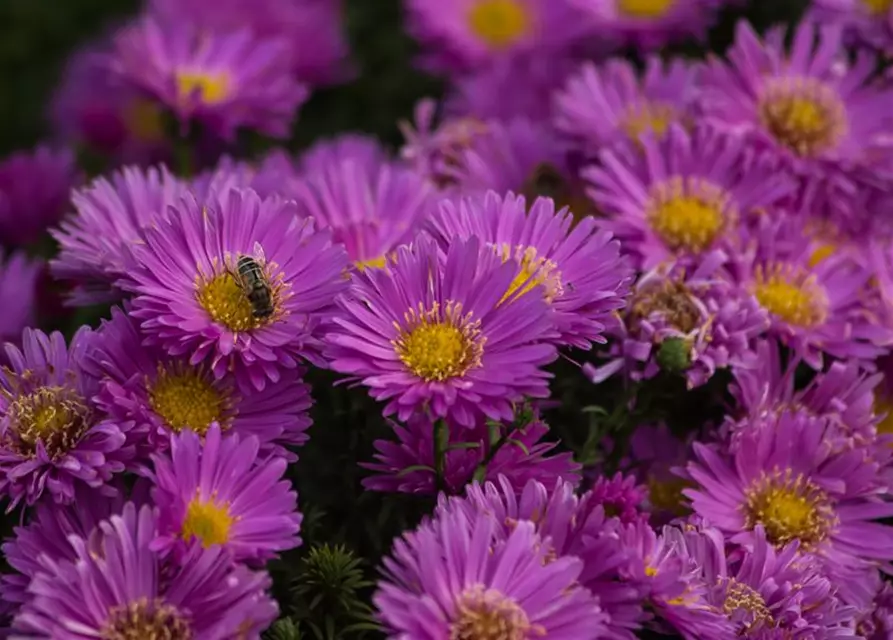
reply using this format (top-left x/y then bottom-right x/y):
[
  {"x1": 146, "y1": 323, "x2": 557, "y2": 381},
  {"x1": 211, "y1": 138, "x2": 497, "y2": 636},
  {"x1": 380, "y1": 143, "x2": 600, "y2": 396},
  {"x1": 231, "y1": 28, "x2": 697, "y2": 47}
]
[{"x1": 433, "y1": 419, "x2": 449, "y2": 493}]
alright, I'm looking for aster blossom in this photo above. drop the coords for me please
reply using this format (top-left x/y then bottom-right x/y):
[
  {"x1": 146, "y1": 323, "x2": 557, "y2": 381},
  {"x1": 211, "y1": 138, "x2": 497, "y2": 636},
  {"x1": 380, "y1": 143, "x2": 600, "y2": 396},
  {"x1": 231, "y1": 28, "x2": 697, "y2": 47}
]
[
  {"x1": 807, "y1": 0, "x2": 893, "y2": 54},
  {"x1": 123, "y1": 187, "x2": 349, "y2": 393},
  {"x1": 585, "y1": 124, "x2": 796, "y2": 269},
  {"x1": 0, "y1": 327, "x2": 131, "y2": 509},
  {"x1": 374, "y1": 505, "x2": 607, "y2": 639},
  {"x1": 85, "y1": 306, "x2": 312, "y2": 462},
  {"x1": 327, "y1": 233, "x2": 556, "y2": 427},
  {"x1": 14, "y1": 502, "x2": 277, "y2": 639},
  {"x1": 111, "y1": 16, "x2": 309, "y2": 140},
  {"x1": 0, "y1": 250, "x2": 41, "y2": 342}
]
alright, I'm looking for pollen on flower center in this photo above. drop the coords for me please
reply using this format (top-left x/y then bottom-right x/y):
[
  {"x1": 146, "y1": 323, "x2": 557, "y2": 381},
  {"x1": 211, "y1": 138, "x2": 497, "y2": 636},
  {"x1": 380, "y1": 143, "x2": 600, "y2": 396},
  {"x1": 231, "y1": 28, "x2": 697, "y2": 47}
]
[
  {"x1": 5, "y1": 384, "x2": 91, "y2": 458},
  {"x1": 621, "y1": 102, "x2": 677, "y2": 140},
  {"x1": 176, "y1": 70, "x2": 230, "y2": 105},
  {"x1": 744, "y1": 470, "x2": 836, "y2": 550},
  {"x1": 722, "y1": 579, "x2": 772, "y2": 631},
  {"x1": 467, "y1": 0, "x2": 531, "y2": 49},
  {"x1": 182, "y1": 492, "x2": 236, "y2": 547},
  {"x1": 647, "y1": 475, "x2": 692, "y2": 516},
  {"x1": 123, "y1": 98, "x2": 165, "y2": 142},
  {"x1": 617, "y1": 0, "x2": 677, "y2": 18},
  {"x1": 495, "y1": 244, "x2": 564, "y2": 305},
  {"x1": 355, "y1": 256, "x2": 388, "y2": 272},
  {"x1": 147, "y1": 363, "x2": 232, "y2": 435},
  {"x1": 629, "y1": 279, "x2": 702, "y2": 334},
  {"x1": 103, "y1": 597, "x2": 192, "y2": 640},
  {"x1": 646, "y1": 177, "x2": 731, "y2": 254},
  {"x1": 861, "y1": 0, "x2": 893, "y2": 15},
  {"x1": 394, "y1": 301, "x2": 485, "y2": 382},
  {"x1": 752, "y1": 263, "x2": 829, "y2": 327},
  {"x1": 196, "y1": 262, "x2": 280, "y2": 332},
  {"x1": 758, "y1": 78, "x2": 847, "y2": 156},
  {"x1": 450, "y1": 585, "x2": 536, "y2": 640}
]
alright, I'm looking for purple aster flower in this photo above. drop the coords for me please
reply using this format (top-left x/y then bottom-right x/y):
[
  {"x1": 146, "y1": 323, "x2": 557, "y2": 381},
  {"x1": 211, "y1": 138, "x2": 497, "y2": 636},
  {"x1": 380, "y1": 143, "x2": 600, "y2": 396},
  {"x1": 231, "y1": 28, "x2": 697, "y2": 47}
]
[
  {"x1": 190, "y1": 151, "x2": 302, "y2": 202},
  {"x1": 859, "y1": 582, "x2": 893, "y2": 639},
  {"x1": 686, "y1": 410, "x2": 893, "y2": 607},
  {"x1": 49, "y1": 41, "x2": 169, "y2": 164},
  {"x1": 150, "y1": 424, "x2": 301, "y2": 564},
  {"x1": 568, "y1": 0, "x2": 725, "y2": 49},
  {"x1": 149, "y1": 0, "x2": 351, "y2": 85},
  {"x1": 731, "y1": 213, "x2": 893, "y2": 369},
  {"x1": 123, "y1": 188, "x2": 348, "y2": 392},
  {"x1": 298, "y1": 134, "x2": 388, "y2": 176},
  {"x1": 698, "y1": 21, "x2": 893, "y2": 179},
  {"x1": 0, "y1": 146, "x2": 78, "y2": 247},
  {"x1": 404, "y1": 0, "x2": 587, "y2": 73},
  {"x1": 50, "y1": 165, "x2": 187, "y2": 306},
  {"x1": 362, "y1": 411, "x2": 580, "y2": 495},
  {"x1": 375, "y1": 505, "x2": 606, "y2": 638},
  {"x1": 14, "y1": 502, "x2": 277, "y2": 639},
  {"x1": 622, "y1": 423, "x2": 696, "y2": 522},
  {"x1": 807, "y1": 0, "x2": 893, "y2": 53},
  {"x1": 0, "y1": 328, "x2": 132, "y2": 509},
  {"x1": 293, "y1": 149, "x2": 434, "y2": 271},
  {"x1": 554, "y1": 56, "x2": 700, "y2": 156},
  {"x1": 111, "y1": 16, "x2": 309, "y2": 140},
  {"x1": 585, "y1": 250, "x2": 769, "y2": 388},
  {"x1": 589, "y1": 472, "x2": 648, "y2": 524},
  {"x1": 0, "y1": 251, "x2": 40, "y2": 343},
  {"x1": 585, "y1": 124, "x2": 797, "y2": 268},
  {"x1": 431, "y1": 191, "x2": 632, "y2": 349},
  {"x1": 86, "y1": 306, "x2": 311, "y2": 463},
  {"x1": 327, "y1": 234, "x2": 557, "y2": 428}
]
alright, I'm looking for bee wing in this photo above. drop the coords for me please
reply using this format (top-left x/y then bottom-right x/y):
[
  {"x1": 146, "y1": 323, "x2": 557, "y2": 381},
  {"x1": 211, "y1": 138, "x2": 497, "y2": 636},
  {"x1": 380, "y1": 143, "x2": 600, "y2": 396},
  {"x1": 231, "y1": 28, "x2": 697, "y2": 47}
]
[{"x1": 252, "y1": 241, "x2": 267, "y2": 265}]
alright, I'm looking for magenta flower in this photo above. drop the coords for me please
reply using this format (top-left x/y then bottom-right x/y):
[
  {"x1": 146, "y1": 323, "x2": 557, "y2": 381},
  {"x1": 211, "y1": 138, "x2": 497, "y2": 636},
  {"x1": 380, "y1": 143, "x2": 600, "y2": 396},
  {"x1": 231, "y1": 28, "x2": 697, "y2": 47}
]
[
  {"x1": 622, "y1": 423, "x2": 695, "y2": 522},
  {"x1": 298, "y1": 134, "x2": 388, "y2": 177},
  {"x1": 554, "y1": 56, "x2": 700, "y2": 156},
  {"x1": 585, "y1": 124, "x2": 796, "y2": 269},
  {"x1": 431, "y1": 191, "x2": 632, "y2": 349},
  {"x1": 807, "y1": 0, "x2": 893, "y2": 53},
  {"x1": 0, "y1": 146, "x2": 78, "y2": 246},
  {"x1": 51, "y1": 165, "x2": 187, "y2": 306},
  {"x1": 374, "y1": 505, "x2": 606, "y2": 638},
  {"x1": 362, "y1": 412, "x2": 580, "y2": 495},
  {"x1": 122, "y1": 188, "x2": 348, "y2": 392},
  {"x1": 14, "y1": 503, "x2": 277, "y2": 639},
  {"x1": 86, "y1": 306, "x2": 312, "y2": 462},
  {"x1": 0, "y1": 251, "x2": 40, "y2": 342},
  {"x1": 0, "y1": 328, "x2": 132, "y2": 509},
  {"x1": 326, "y1": 234, "x2": 557, "y2": 428},
  {"x1": 111, "y1": 16, "x2": 309, "y2": 140},
  {"x1": 589, "y1": 473, "x2": 648, "y2": 525},
  {"x1": 150, "y1": 425, "x2": 301, "y2": 564}
]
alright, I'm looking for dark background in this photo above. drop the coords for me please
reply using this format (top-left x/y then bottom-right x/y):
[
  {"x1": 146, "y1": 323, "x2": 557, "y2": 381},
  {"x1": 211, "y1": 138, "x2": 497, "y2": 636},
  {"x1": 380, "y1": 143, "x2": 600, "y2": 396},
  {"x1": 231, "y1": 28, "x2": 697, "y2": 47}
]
[{"x1": 0, "y1": 0, "x2": 809, "y2": 158}]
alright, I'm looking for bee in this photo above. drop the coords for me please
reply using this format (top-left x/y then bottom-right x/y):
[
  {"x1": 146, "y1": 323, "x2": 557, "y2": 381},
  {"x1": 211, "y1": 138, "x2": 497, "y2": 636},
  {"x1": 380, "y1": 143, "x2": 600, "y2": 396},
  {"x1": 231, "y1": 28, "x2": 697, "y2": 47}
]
[{"x1": 233, "y1": 242, "x2": 274, "y2": 319}]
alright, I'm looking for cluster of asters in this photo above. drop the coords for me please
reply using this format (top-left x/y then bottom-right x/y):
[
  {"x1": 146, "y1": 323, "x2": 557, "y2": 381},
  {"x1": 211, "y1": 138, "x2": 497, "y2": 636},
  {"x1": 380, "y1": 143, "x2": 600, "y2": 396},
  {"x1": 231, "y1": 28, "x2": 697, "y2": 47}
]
[{"x1": 2, "y1": 0, "x2": 893, "y2": 637}]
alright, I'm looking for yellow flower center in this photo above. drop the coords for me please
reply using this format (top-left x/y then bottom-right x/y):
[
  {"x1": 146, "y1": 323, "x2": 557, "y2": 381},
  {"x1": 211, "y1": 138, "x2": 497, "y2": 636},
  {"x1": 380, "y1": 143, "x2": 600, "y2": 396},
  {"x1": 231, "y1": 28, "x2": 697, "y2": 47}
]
[
  {"x1": 621, "y1": 102, "x2": 677, "y2": 141},
  {"x1": 147, "y1": 364, "x2": 232, "y2": 436},
  {"x1": 181, "y1": 493, "x2": 236, "y2": 547},
  {"x1": 752, "y1": 263, "x2": 828, "y2": 328},
  {"x1": 629, "y1": 279, "x2": 702, "y2": 334},
  {"x1": 646, "y1": 178, "x2": 730, "y2": 254},
  {"x1": 496, "y1": 244, "x2": 564, "y2": 305},
  {"x1": 122, "y1": 99, "x2": 165, "y2": 142},
  {"x1": 758, "y1": 78, "x2": 847, "y2": 156},
  {"x1": 103, "y1": 598, "x2": 192, "y2": 640},
  {"x1": 722, "y1": 579, "x2": 772, "y2": 632},
  {"x1": 4, "y1": 384, "x2": 92, "y2": 458},
  {"x1": 196, "y1": 260, "x2": 281, "y2": 332},
  {"x1": 467, "y1": 0, "x2": 532, "y2": 49},
  {"x1": 617, "y1": 0, "x2": 677, "y2": 18},
  {"x1": 355, "y1": 256, "x2": 388, "y2": 272},
  {"x1": 745, "y1": 470, "x2": 835, "y2": 550},
  {"x1": 450, "y1": 585, "x2": 539, "y2": 640},
  {"x1": 808, "y1": 242, "x2": 836, "y2": 267},
  {"x1": 394, "y1": 301, "x2": 485, "y2": 382},
  {"x1": 176, "y1": 70, "x2": 230, "y2": 105},
  {"x1": 874, "y1": 391, "x2": 893, "y2": 435},
  {"x1": 862, "y1": 0, "x2": 893, "y2": 14},
  {"x1": 647, "y1": 475, "x2": 692, "y2": 516}
]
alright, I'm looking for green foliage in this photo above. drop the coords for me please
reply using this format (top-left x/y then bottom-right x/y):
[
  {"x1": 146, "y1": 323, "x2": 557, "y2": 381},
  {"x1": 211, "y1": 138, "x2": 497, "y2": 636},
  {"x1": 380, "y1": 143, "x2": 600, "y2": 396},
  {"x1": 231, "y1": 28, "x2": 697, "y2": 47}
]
[{"x1": 264, "y1": 618, "x2": 303, "y2": 640}]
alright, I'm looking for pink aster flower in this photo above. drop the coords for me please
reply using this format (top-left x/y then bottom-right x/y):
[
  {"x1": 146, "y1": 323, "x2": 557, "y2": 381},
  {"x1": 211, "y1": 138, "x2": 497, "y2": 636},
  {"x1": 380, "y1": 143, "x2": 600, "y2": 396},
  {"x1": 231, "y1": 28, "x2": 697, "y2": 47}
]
[
  {"x1": 362, "y1": 411, "x2": 580, "y2": 495},
  {"x1": 622, "y1": 423, "x2": 696, "y2": 522},
  {"x1": 13, "y1": 503, "x2": 277, "y2": 639},
  {"x1": 686, "y1": 410, "x2": 893, "y2": 607},
  {"x1": 326, "y1": 234, "x2": 557, "y2": 428},
  {"x1": 588, "y1": 472, "x2": 648, "y2": 524},
  {"x1": 122, "y1": 188, "x2": 349, "y2": 393},
  {"x1": 374, "y1": 505, "x2": 607, "y2": 639},
  {"x1": 731, "y1": 213, "x2": 893, "y2": 369},
  {"x1": 111, "y1": 16, "x2": 309, "y2": 140},
  {"x1": 0, "y1": 251, "x2": 40, "y2": 343},
  {"x1": 51, "y1": 165, "x2": 187, "y2": 306},
  {"x1": 554, "y1": 56, "x2": 700, "y2": 156},
  {"x1": 585, "y1": 250, "x2": 769, "y2": 388},
  {"x1": 86, "y1": 306, "x2": 312, "y2": 463},
  {"x1": 0, "y1": 328, "x2": 132, "y2": 509},
  {"x1": 585, "y1": 124, "x2": 797, "y2": 269},
  {"x1": 859, "y1": 582, "x2": 893, "y2": 639},
  {"x1": 807, "y1": 0, "x2": 893, "y2": 53},
  {"x1": 431, "y1": 191, "x2": 632, "y2": 349},
  {"x1": 297, "y1": 134, "x2": 388, "y2": 177},
  {"x1": 0, "y1": 146, "x2": 78, "y2": 247},
  {"x1": 150, "y1": 425, "x2": 301, "y2": 564}
]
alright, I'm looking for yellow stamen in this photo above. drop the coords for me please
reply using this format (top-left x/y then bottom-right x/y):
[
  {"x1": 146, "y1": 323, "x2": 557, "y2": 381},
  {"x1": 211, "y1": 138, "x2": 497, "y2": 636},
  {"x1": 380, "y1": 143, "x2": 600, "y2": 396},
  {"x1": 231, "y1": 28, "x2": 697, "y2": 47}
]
[
  {"x1": 195, "y1": 260, "x2": 281, "y2": 332},
  {"x1": 182, "y1": 492, "x2": 236, "y2": 547},
  {"x1": 103, "y1": 598, "x2": 191, "y2": 640},
  {"x1": 752, "y1": 263, "x2": 828, "y2": 327},
  {"x1": 355, "y1": 256, "x2": 388, "y2": 272},
  {"x1": 393, "y1": 301, "x2": 485, "y2": 382},
  {"x1": 467, "y1": 0, "x2": 532, "y2": 49},
  {"x1": 862, "y1": 0, "x2": 893, "y2": 15},
  {"x1": 176, "y1": 70, "x2": 230, "y2": 105},
  {"x1": 4, "y1": 383, "x2": 91, "y2": 458},
  {"x1": 450, "y1": 585, "x2": 540, "y2": 640},
  {"x1": 147, "y1": 364, "x2": 232, "y2": 435},
  {"x1": 646, "y1": 177, "x2": 730, "y2": 254},
  {"x1": 629, "y1": 279, "x2": 702, "y2": 334},
  {"x1": 758, "y1": 78, "x2": 847, "y2": 156},
  {"x1": 621, "y1": 102, "x2": 677, "y2": 141},
  {"x1": 495, "y1": 244, "x2": 564, "y2": 305},
  {"x1": 617, "y1": 0, "x2": 677, "y2": 18},
  {"x1": 722, "y1": 579, "x2": 772, "y2": 632},
  {"x1": 122, "y1": 99, "x2": 165, "y2": 142}
]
